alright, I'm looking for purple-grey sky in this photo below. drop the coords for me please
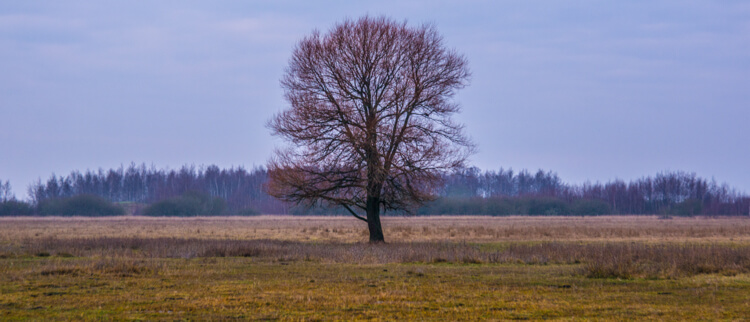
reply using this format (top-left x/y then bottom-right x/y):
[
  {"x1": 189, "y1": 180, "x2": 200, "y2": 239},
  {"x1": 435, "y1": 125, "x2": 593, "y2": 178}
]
[{"x1": 1, "y1": 1, "x2": 749, "y2": 198}]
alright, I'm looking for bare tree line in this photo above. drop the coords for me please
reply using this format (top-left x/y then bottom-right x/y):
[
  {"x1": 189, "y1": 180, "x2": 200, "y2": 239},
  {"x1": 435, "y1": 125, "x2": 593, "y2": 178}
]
[
  {"x1": 26, "y1": 163, "x2": 286, "y2": 214},
  {"x1": 0, "y1": 180, "x2": 13, "y2": 202},
  {"x1": 435, "y1": 168, "x2": 749, "y2": 216},
  {"x1": 12, "y1": 165, "x2": 748, "y2": 217}
]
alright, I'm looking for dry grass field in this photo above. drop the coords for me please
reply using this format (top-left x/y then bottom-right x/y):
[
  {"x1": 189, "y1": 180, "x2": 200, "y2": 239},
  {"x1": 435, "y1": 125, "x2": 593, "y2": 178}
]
[
  {"x1": 2, "y1": 216, "x2": 750, "y2": 320},
  {"x1": 2, "y1": 215, "x2": 750, "y2": 243}
]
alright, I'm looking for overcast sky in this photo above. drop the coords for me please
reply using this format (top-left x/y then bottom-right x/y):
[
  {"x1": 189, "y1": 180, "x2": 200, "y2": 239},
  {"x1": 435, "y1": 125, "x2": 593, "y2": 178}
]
[{"x1": 2, "y1": 1, "x2": 749, "y2": 197}]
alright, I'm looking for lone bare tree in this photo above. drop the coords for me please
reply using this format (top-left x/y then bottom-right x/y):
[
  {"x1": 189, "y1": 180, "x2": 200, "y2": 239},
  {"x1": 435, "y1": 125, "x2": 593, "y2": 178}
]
[{"x1": 267, "y1": 16, "x2": 473, "y2": 243}]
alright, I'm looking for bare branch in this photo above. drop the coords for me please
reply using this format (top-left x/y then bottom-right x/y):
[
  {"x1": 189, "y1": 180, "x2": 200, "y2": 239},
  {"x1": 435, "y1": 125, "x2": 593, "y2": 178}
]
[{"x1": 342, "y1": 204, "x2": 368, "y2": 222}]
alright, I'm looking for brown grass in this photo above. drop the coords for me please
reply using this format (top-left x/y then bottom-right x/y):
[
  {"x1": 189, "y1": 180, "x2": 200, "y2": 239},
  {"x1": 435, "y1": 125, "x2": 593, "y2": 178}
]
[
  {"x1": 36, "y1": 259, "x2": 161, "y2": 278},
  {"x1": 4, "y1": 257, "x2": 749, "y2": 320},
  {"x1": 2, "y1": 216, "x2": 750, "y2": 280},
  {"x1": 581, "y1": 243, "x2": 750, "y2": 279},
  {"x1": 2, "y1": 216, "x2": 750, "y2": 319},
  {"x1": 3, "y1": 237, "x2": 749, "y2": 279},
  {"x1": 2, "y1": 215, "x2": 750, "y2": 243}
]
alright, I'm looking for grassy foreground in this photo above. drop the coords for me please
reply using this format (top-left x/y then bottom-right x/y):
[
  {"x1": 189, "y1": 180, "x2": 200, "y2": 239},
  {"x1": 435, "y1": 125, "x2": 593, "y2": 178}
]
[
  {"x1": 3, "y1": 257, "x2": 750, "y2": 320},
  {"x1": 1, "y1": 216, "x2": 750, "y2": 320}
]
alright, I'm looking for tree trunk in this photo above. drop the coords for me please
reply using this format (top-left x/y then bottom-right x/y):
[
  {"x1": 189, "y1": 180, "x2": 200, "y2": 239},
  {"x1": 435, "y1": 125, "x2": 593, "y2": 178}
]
[{"x1": 366, "y1": 195, "x2": 385, "y2": 243}]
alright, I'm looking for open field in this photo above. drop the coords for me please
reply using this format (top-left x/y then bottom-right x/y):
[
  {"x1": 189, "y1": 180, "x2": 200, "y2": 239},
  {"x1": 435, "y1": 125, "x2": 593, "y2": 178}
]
[
  {"x1": 2, "y1": 216, "x2": 750, "y2": 320},
  {"x1": 3, "y1": 215, "x2": 750, "y2": 243}
]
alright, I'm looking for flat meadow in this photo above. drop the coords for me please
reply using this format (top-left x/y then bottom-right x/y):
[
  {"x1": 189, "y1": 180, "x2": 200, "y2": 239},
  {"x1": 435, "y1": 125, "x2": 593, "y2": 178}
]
[{"x1": 1, "y1": 216, "x2": 750, "y2": 320}]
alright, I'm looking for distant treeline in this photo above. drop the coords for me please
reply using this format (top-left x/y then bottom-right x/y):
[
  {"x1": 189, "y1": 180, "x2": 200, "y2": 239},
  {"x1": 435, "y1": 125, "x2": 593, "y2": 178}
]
[
  {"x1": 430, "y1": 168, "x2": 750, "y2": 216},
  {"x1": 25, "y1": 164, "x2": 286, "y2": 215},
  {"x1": 1, "y1": 164, "x2": 748, "y2": 216}
]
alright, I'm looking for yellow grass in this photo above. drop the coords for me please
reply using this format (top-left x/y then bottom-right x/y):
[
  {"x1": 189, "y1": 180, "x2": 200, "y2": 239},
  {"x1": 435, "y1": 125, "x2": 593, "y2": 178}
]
[{"x1": 2, "y1": 215, "x2": 750, "y2": 243}]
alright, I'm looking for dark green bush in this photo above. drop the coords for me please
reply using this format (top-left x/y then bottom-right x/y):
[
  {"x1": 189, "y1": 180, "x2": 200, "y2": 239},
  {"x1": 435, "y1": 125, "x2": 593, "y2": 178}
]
[
  {"x1": 483, "y1": 198, "x2": 516, "y2": 216},
  {"x1": 420, "y1": 196, "x2": 576, "y2": 216},
  {"x1": 571, "y1": 199, "x2": 612, "y2": 216},
  {"x1": 38, "y1": 195, "x2": 125, "y2": 216},
  {"x1": 418, "y1": 197, "x2": 485, "y2": 215},
  {"x1": 525, "y1": 197, "x2": 570, "y2": 216},
  {"x1": 0, "y1": 200, "x2": 35, "y2": 216},
  {"x1": 672, "y1": 198, "x2": 703, "y2": 216},
  {"x1": 141, "y1": 192, "x2": 226, "y2": 216}
]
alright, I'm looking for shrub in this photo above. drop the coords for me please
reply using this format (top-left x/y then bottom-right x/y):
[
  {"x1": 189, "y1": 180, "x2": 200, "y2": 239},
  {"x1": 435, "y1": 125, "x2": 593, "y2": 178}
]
[
  {"x1": 483, "y1": 198, "x2": 516, "y2": 216},
  {"x1": 37, "y1": 195, "x2": 125, "y2": 216},
  {"x1": 672, "y1": 198, "x2": 703, "y2": 216},
  {"x1": 418, "y1": 197, "x2": 486, "y2": 215},
  {"x1": 141, "y1": 191, "x2": 226, "y2": 217},
  {"x1": 571, "y1": 199, "x2": 611, "y2": 216},
  {"x1": 525, "y1": 197, "x2": 570, "y2": 216},
  {"x1": 0, "y1": 200, "x2": 35, "y2": 216}
]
